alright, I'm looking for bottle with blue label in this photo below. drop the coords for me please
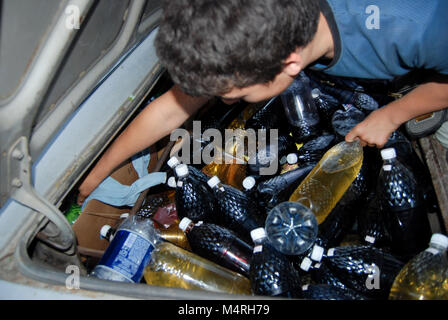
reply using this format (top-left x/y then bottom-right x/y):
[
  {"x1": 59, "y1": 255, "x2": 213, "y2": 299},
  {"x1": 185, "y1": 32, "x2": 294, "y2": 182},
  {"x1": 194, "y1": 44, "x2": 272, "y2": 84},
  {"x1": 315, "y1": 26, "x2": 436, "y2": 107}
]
[{"x1": 90, "y1": 214, "x2": 159, "y2": 283}]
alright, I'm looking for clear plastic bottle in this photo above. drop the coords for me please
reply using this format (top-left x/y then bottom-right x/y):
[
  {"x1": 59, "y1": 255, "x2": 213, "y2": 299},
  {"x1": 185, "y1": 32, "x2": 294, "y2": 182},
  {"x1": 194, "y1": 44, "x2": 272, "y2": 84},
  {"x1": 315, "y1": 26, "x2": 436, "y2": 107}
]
[
  {"x1": 289, "y1": 140, "x2": 364, "y2": 224},
  {"x1": 143, "y1": 241, "x2": 252, "y2": 295},
  {"x1": 179, "y1": 217, "x2": 253, "y2": 277},
  {"x1": 90, "y1": 215, "x2": 159, "y2": 283},
  {"x1": 249, "y1": 228, "x2": 303, "y2": 298},
  {"x1": 377, "y1": 148, "x2": 432, "y2": 260},
  {"x1": 389, "y1": 233, "x2": 448, "y2": 300},
  {"x1": 280, "y1": 72, "x2": 322, "y2": 143},
  {"x1": 264, "y1": 201, "x2": 318, "y2": 255}
]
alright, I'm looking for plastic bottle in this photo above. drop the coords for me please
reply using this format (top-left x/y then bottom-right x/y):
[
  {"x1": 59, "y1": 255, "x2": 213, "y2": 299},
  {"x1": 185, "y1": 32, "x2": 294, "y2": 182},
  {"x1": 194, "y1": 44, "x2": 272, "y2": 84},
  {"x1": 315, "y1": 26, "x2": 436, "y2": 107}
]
[
  {"x1": 296, "y1": 133, "x2": 336, "y2": 166},
  {"x1": 174, "y1": 164, "x2": 216, "y2": 222},
  {"x1": 256, "y1": 164, "x2": 314, "y2": 210},
  {"x1": 249, "y1": 228, "x2": 303, "y2": 298},
  {"x1": 264, "y1": 201, "x2": 318, "y2": 255},
  {"x1": 137, "y1": 191, "x2": 175, "y2": 218},
  {"x1": 352, "y1": 92, "x2": 379, "y2": 115},
  {"x1": 314, "y1": 245, "x2": 404, "y2": 299},
  {"x1": 143, "y1": 241, "x2": 252, "y2": 295},
  {"x1": 289, "y1": 140, "x2": 364, "y2": 225},
  {"x1": 377, "y1": 148, "x2": 432, "y2": 260},
  {"x1": 389, "y1": 233, "x2": 448, "y2": 300},
  {"x1": 90, "y1": 215, "x2": 159, "y2": 283},
  {"x1": 207, "y1": 176, "x2": 264, "y2": 241},
  {"x1": 311, "y1": 88, "x2": 341, "y2": 129},
  {"x1": 331, "y1": 104, "x2": 366, "y2": 142},
  {"x1": 65, "y1": 203, "x2": 82, "y2": 225},
  {"x1": 245, "y1": 97, "x2": 287, "y2": 131},
  {"x1": 302, "y1": 284, "x2": 367, "y2": 300},
  {"x1": 280, "y1": 73, "x2": 322, "y2": 143},
  {"x1": 280, "y1": 153, "x2": 299, "y2": 174},
  {"x1": 179, "y1": 217, "x2": 253, "y2": 277}
]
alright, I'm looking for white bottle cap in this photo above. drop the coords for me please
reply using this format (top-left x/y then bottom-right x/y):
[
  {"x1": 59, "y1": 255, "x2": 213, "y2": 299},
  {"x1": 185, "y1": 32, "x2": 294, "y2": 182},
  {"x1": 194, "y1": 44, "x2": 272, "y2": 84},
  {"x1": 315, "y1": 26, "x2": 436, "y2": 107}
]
[
  {"x1": 300, "y1": 257, "x2": 313, "y2": 272},
  {"x1": 242, "y1": 176, "x2": 256, "y2": 190},
  {"x1": 286, "y1": 153, "x2": 298, "y2": 165},
  {"x1": 100, "y1": 225, "x2": 112, "y2": 239},
  {"x1": 381, "y1": 148, "x2": 396, "y2": 160},
  {"x1": 302, "y1": 284, "x2": 310, "y2": 291},
  {"x1": 310, "y1": 245, "x2": 324, "y2": 262},
  {"x1": 327, "y1": 248, "x2": 335, "y2": 257},
  {"x1": 175, "y1": 164, "x2": 189, "y2": 178},
  {"x1": 365, "y1": 235, "x2": 376, "y2": 244},
  {"x1": 120, "y1": 213, "x2": 129, "y2": 219},
  {"x1": 311, "y1": 88, "x2": 321, "y2": 99},
  {"x1": 167, "y1": 176, "x2": 177, "y2": 188},
  {"x1": 430, "y1": 233, "x2": 448, "y2": 249},
  {"x1": 207, "y1": 176, "x2": 221, "y2": 189},
  {"x1": 250, "y1": 227, "x2": 267, "y2": 242},
  {"x1": 178, "y1": 217, "x2": 193, "y2": 232},
  {"x1": 167, "y1": 156, "x2": 180, "y2": 168}
]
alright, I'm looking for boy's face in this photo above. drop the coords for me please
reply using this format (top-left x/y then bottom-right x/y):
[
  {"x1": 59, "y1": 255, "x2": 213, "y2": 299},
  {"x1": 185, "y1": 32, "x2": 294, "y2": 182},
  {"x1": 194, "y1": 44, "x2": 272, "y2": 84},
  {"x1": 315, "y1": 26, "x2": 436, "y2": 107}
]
[{"x1": 219, "y1": 70, "x2": 296, "y2": 105}]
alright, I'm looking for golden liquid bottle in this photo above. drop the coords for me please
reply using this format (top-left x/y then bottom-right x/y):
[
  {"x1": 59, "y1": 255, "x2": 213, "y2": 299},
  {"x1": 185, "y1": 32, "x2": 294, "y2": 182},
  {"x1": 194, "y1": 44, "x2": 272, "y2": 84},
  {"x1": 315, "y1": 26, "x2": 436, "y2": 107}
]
[
  {"x1": 202, "y1": 103, "x2": 259, "y2": 189},
  {"x1": 289, "y1": 140, "x2": 363, "y2": 224},
  {"x1": 156, "y1": 219, "x2": 192, "y2": 251},
  {"x1": 143, "y1": 242, "x2": 252, "y2": 295},
  {"x1": 389, "y1": 233, "x2": 448, "y2": 300}
]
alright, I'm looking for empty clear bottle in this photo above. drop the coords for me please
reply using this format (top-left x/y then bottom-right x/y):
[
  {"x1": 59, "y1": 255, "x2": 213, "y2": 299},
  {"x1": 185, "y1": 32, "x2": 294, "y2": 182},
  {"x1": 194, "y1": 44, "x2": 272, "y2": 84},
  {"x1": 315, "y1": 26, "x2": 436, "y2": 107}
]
[
  {"x1": 179, "y1": 217, "x2": 253, "y2": 277},
  {"x1": 264, "y1": 201, "x2": 318, "y2": 255},
  {"x1": 249, "y1": 228, "x2": 303, "y2": 298},
  {"x1": 143, "y1": 241, "x2": 252, "y2": 295},
  {"x1": 289, "y1": 140, "x2": 364, "y2": 225},
  {"x1": 90, "y1": 215, "x2": 159, "y2": 283},
  {"x1": 377, "y1": 148, "x2": 432, "y2": 260},
  {"x1": 389, "y1": 233, "x2": 448, "y2": 300},
  {"x1": 280, "y1": 73, "x2": 322, "y2": 143}
]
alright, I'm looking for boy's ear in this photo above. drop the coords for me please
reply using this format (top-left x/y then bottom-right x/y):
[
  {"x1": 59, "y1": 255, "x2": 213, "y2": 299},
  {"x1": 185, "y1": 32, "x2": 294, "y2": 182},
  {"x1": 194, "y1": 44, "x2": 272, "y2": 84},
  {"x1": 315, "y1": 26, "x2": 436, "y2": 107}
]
[{"x1": 283, "y1": 49, "x2": 303, "y2": 77}]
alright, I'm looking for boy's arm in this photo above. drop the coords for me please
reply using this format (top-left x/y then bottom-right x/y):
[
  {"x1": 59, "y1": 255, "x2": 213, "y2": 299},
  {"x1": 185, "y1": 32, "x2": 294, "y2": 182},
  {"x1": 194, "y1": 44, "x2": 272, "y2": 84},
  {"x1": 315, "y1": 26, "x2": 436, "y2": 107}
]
[
  {"x1": 345, "y1": 81, "x2": 448, "y2": 148},
  {"x1": 77, "y1": 84, "x2": 209, "y2": 204}
]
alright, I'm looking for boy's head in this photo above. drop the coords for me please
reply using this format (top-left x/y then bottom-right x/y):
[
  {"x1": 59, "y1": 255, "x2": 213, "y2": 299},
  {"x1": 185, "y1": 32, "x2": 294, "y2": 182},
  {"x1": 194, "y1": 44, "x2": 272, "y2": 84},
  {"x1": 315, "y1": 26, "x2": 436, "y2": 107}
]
[{"x1": 155, "y1": 0, "x2": 320, "y2": 99}]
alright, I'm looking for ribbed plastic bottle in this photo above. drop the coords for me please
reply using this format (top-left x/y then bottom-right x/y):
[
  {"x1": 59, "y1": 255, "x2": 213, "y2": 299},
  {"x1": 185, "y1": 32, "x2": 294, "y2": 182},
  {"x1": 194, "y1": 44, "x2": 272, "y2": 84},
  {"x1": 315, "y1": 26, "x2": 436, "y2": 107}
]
[
  {"x1": 316, "y1": 245, "x2": 404, "y2": 299},
  {"x1": 174, "y1": 164, "x2": 216, "y2": 223},
  {"x1": 377, "y1": 148, "x2": 432, "y2": 260},
  {"x1": 256, "y1": 164, "x2": 314, "y2": 210},
  {"x1": 280, "y1": 72, "x2": 322, "y2": 143},
  {"x1": 352, "y1": 92, "x2": 379, "y2": 115},
  {"x1": 179, "y1": 217, "x2": 253, "y2": 277},
  {"x1": 245, "y1": 97, "x2": 287, "y2": 131},
  {"x1": 249, "y1": 228, "x2": 303, "y2": 298},
  {"x1": 389, "y1": 233, "x2": 448, "y2": 300},
  {"x1": 289, "y1": 140, "x2": 364, "y2": 225},
  {"x1": 207, "y1": 176, "x2": 265, "y2": 241},
  {"x1": 331, "y1": 104, "x2": 366, "y2": 142},
  {"x1": 302, "y1": 284, "x2": 367, "y2": 300},
  {"x1": 311, "y1": 88, "x2": 341, "y2": 130},
  {"x1": 264, "y1": 201, "x2": 318, "y2": 255},
  {"x1": 137, "y1": 191, "x2": 175, "y2": 218},
  {"x1": 296, "y1": 133, "x2": 336, "y2": 166},
  {"x1": 143, "y1": 241, "x2": 252, "y2": 295},
  {"x1": 90, "y1": 215, "x2": 159, "y2": 283}
]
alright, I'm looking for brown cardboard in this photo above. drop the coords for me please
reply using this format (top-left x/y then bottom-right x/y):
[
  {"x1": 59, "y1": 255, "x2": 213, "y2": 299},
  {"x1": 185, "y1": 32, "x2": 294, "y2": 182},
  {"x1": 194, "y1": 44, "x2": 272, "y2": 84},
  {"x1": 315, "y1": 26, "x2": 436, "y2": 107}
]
[{"x1": 73, "y1": 146, "x2": 163, "y2": 257}]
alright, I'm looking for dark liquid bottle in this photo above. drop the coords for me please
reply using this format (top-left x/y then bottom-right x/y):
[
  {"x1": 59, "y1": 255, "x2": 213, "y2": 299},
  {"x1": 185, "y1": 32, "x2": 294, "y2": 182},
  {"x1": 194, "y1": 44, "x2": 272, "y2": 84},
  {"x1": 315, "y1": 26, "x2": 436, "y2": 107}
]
[
  {"x1": 320, "y1": 245, "x2": 404, "y2": 299},
  {"x1": 296, "y1": 133, "x2": 336, "y2": 166},
  {"x1": 280, "y1": 72, "x2": 323, "y2": 144},
  {"x1": 352, "y1": 92, "x2": 379, "y2": 115},
  {"x1": 311, "y1": 88, "x2": 342, "y2": 130},
  {"x1": 377, "y1": 148, "x2": 432, "y2": 261},
  {"x1": 245, "y1": 97, "x2": 288, "y2": 131},
  {"x1": 249, "y1": 228, "x2": 303, "y2": 298},
  {"x1": 207, "y1": 176, "x2": 265, "y2": 242},
  {"x1": 174, "y1": 164, "x2": 216, "y2": 223},
  {"x1": 331, "y1": 104, "x2": 366, "y2": 142},
  {"x1": 256, "y1": 164, "x2": 314, "y2": 210},
  {"x1": 179, "y1": 217, "x2": 253, "y2": 277},
  {"x1": 302, "y1": 284, "x2": 367, "y2": 300}
]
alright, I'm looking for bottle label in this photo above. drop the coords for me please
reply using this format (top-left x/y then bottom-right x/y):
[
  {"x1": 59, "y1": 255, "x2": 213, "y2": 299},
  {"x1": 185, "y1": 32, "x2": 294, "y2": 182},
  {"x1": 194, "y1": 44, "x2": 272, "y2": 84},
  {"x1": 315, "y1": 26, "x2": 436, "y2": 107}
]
[{"x1": 97, "y1": 229, "x2": 155, "y2": 282}]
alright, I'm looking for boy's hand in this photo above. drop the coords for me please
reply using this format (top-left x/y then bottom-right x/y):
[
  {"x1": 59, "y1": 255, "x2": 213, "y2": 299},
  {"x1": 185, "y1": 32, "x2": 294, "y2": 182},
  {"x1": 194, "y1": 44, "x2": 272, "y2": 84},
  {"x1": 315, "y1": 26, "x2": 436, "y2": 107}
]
[{"x1": 345, "y1": 107, "x2": 400, "y2": 148}]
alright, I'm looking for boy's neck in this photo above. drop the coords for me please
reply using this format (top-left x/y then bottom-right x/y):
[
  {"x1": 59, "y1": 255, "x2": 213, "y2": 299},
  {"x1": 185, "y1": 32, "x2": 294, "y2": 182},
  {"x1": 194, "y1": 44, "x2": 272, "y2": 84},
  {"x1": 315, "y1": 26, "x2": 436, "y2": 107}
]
[{"x1": 300, "y1": 12, "x2": 335, "y2": 68}]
